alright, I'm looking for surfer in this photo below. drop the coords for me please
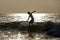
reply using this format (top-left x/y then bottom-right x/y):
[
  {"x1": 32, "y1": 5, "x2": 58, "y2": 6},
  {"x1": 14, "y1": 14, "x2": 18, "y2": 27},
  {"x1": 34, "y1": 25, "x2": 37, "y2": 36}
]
[{"x1": 27, "y1": 11, "x2": 36, "y2": 38}]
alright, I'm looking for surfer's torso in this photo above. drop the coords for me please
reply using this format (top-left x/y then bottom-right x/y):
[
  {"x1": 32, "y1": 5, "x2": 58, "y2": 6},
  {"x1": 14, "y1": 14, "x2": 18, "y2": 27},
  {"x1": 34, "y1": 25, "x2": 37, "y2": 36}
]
[
  {"x1": 29, "y1": 13, "x2": 34, "y2": 20},
  {"x1": 29, "y1": 13, "x2": 34, "y2": 23}
]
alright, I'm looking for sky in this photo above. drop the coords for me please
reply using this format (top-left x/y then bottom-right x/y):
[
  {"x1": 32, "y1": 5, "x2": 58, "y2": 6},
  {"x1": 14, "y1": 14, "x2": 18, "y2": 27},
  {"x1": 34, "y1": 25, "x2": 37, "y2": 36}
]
[{"x1": 0, "y1": 0, "x2": 60, "y2": 13}]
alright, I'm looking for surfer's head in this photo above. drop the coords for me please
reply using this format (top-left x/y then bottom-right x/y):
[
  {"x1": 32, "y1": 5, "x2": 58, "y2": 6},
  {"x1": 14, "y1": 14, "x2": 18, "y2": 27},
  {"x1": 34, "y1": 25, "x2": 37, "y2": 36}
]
[{"x1": 27, "y1": 11, "x2": 30, "y2": 14}]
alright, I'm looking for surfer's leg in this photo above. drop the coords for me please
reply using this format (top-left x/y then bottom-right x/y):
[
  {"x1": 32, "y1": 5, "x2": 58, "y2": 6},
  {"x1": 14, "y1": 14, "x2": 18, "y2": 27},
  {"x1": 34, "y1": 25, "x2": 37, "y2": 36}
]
[{"x1": 28, "y1": 22, "x2": 34, "y2": 38}]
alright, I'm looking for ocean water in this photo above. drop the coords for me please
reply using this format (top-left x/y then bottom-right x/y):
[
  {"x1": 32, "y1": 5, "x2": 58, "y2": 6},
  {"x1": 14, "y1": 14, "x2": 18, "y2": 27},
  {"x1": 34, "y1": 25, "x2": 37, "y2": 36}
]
[
  {"x1": 0, "y1": 13, "x2": 60, "y2": 23},
  {"x1": 0, "y1": 13, "x2": 60, "y2": 40}
]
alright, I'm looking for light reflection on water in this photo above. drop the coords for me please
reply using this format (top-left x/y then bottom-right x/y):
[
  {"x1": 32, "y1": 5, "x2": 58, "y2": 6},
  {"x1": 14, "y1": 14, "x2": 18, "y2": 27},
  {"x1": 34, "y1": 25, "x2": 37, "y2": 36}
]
[
  {"x1": 0, "y1": 13, "x2": 60, "y2": 40},
  {"x1": 0, "y1": 30, "x2": 60, "y2": 40},
  {"x1": 0, "y1": 13, "x2": 60, "y2": 22}
]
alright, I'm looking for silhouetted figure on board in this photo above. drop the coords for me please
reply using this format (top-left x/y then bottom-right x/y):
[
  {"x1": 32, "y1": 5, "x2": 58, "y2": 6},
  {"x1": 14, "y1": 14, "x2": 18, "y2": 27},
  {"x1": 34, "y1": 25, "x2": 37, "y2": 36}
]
[{"x1": 27, "y1": 11, "x2": 36, "y2": 38}]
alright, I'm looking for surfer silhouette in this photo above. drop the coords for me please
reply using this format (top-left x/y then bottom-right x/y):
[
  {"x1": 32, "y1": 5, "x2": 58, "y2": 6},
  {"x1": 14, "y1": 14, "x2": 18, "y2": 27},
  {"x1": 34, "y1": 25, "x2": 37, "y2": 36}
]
[
  {"x1": 27, "y1": 11, "x2": 36, "y2": 25},
  {"x1": 27, "y1": 11, "x2": 36, "y2": 38}
]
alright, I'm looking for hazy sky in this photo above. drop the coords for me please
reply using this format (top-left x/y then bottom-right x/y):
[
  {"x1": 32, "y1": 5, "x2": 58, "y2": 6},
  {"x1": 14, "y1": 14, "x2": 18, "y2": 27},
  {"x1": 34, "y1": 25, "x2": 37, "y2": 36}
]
[{"x1": 0, "y1": 0, "x2": 60, "y2": 13}]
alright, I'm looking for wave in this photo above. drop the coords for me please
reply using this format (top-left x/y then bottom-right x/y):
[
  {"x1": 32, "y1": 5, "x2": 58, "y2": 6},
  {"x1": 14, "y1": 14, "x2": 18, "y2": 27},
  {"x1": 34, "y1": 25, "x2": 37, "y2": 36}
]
[{"x1": 0, "y1": 21, "x2": 60, "y2": 37}]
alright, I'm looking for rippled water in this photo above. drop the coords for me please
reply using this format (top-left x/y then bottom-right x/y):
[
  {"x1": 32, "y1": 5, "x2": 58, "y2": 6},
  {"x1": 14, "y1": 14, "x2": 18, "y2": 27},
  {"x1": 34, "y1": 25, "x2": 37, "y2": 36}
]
[
  {"x1": 0, "y1": 30, "x2": 60, "y2": 40},
  {"x1": 0, "y1": 13, "x2": 60, "y2": 22},
  {"x1": 0, "y1": 13, "x2": 60, "y2": 40}
]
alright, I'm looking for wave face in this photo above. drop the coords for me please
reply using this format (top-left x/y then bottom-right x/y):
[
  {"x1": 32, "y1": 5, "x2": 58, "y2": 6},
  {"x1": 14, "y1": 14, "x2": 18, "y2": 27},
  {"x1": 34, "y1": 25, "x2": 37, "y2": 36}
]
[{"x1": 0, "y1": 13, "x2": 60, "y2": 23}]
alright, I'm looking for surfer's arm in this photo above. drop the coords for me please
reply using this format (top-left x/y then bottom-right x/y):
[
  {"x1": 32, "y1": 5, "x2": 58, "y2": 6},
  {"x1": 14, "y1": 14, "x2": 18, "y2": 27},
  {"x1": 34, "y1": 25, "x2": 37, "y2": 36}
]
[
  {"x1": 27, "y1": 16, "x2": 30, "y2": 21},
  {"x1": 31, "y1": 11, "x2": 36, "y2": 13}
]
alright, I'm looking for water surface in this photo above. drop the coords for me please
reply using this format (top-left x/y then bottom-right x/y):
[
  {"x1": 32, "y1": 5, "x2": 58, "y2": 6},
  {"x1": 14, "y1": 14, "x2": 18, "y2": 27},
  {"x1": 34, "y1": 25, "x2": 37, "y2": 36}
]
[{"x1": 0, "y1": 13, "x2": 60, "y2": 40}]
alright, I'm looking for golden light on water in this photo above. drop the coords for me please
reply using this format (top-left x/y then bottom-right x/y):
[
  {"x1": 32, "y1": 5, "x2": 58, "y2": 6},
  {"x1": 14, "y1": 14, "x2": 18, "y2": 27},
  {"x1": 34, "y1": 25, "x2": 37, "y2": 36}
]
[
  {"x1": 9, "y1": 13, "x2": 48, "y2": 22},
  {"x1": 0, "y1": 13, "x2": 60, "y2": 40},
  {"x1": 0, "y1": 13, "x2": 60, "y2": 22},
  {"x1": 1, "y1": 31, "x2": 59, "y2": 40}
]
